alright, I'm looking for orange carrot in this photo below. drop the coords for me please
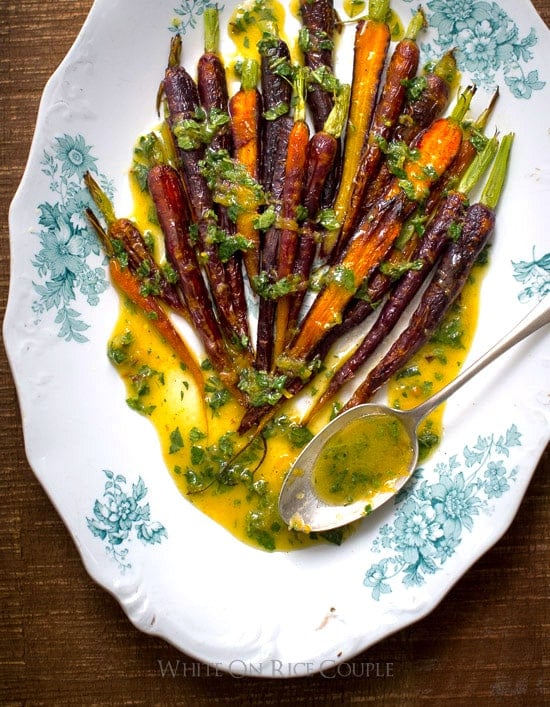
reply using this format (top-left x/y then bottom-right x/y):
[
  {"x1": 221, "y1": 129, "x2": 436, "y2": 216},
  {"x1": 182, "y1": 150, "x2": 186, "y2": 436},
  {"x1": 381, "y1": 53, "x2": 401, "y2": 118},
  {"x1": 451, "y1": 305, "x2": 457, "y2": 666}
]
[
  {"x1": 272, "y1": 69, "x2": 311, "y2": 362},
  {"x1": 229, "y1": 59, "x2": 262, "y2": 283},
  {"x1": 108, "y1": 258, "x2": 204, "y2": 391},
  {"x1": 286, "y1": 116, "x2": 463, "y2": 361},
  {"x1": 335, "y1": 8, "x2": 426, "y2": 255},
  {"x1": 321, "y1": 0, "x2": 391, "y2": 257}
]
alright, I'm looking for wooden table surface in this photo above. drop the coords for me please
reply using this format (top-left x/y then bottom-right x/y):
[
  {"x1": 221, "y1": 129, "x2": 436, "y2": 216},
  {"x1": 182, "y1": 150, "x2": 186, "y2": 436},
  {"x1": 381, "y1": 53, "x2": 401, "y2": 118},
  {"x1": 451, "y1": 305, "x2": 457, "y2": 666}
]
[{"x1": 1, "y1": 1, "x2": 548, "y2": 704}]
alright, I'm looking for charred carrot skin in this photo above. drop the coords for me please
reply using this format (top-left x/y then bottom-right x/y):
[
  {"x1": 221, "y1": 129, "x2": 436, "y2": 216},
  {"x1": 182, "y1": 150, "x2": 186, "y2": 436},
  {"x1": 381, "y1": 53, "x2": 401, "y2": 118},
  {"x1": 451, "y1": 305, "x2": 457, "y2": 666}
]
[
  {"x1": 255, "y1": 116, "x2": 294, "y2": 372},
  {"x1": 147, "y1": 164, "x2": 238, "y2": 387},
  {"x1": 342, "y1": 201, "x2": 496, "y2": 409},
  {"x1": 259, "y1": 35, "x2": 292, "y2": 192},
  {"x1": 299, "y1": 0, "x2": 337, "y2": 131},
  {"x1": 337, "y1": 11, "x2": 424, "y2": 253},
  {"x1": 321, "y1": 1, "x2": 391, "y2": 257},
  {"x1": 197, "y1": 10, "x2": 252, "y2": 356},
  {"x1": 163, "y1": 42, "x2": 243, "y2": 346}
]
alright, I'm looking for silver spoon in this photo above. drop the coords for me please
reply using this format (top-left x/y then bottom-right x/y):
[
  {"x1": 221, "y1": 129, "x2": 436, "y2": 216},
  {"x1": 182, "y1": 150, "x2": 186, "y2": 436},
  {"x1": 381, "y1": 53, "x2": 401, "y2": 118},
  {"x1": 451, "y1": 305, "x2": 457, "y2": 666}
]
[{"x1": 278, "y1": 296, "x2": 550, "y2": 532}]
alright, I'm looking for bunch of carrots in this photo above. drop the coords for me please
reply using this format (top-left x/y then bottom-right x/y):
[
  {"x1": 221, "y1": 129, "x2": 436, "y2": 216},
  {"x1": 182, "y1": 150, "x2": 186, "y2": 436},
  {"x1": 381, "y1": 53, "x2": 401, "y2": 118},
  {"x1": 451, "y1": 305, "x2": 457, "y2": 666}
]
[{"x1": 85, "y1": 0, "x2": 513, "y2": 435}]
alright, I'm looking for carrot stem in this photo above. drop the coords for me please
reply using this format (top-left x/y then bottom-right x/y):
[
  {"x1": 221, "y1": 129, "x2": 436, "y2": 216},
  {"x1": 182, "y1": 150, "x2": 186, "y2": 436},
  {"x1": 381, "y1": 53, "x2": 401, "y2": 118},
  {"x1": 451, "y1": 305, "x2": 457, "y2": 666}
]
[
  {"x1": 480, "y1": 133, "x2": 514, "y2": 209},
  {"x1": 203, "y1": 7, "x2": 219, "y2": 54}
]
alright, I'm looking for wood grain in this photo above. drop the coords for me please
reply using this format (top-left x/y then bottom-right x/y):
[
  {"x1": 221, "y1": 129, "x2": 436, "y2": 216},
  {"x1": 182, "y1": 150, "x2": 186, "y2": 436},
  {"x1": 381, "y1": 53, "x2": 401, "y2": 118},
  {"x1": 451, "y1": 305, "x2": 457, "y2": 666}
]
[{"x1": 1, "y1": 1, "x2": 548, "y2": 703}]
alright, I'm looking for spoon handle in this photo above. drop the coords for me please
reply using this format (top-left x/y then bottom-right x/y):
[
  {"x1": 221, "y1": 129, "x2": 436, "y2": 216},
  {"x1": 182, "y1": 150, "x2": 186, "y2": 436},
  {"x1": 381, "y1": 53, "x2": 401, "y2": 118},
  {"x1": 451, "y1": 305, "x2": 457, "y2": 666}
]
[{"x1": 409, "y1": 295, "x2": 550, "y2": 425}]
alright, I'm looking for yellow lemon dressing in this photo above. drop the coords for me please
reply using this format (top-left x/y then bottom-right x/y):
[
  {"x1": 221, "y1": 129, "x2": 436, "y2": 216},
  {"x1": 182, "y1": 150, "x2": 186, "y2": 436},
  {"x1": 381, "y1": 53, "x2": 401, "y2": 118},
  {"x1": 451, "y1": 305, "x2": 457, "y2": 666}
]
[
  {"x1": 387, "y1": 262, "x2": 487, "y2": 460},
  {"x1": 227, "y1": 0, "x2": 301, "y2": 75},
  {"x1": 312, "y1": 413, "x2": 414, "y2": 507}
]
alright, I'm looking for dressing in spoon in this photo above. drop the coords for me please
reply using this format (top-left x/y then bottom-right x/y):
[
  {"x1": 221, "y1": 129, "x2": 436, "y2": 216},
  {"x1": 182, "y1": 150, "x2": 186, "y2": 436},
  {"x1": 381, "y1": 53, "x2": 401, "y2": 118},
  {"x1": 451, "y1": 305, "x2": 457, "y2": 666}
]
[{"x1": 278, "y1": 295, "x2": 549, "y2": 532}]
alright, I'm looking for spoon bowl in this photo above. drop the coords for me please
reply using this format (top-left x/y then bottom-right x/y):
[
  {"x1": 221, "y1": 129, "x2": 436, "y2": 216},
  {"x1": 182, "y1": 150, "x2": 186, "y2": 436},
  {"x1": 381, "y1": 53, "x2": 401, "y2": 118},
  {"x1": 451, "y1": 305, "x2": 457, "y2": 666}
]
[
  {"x1": 278, "y1": 403, "x2": 421, "y2": 532},
  {"x1": 279, "y1": 296, "x2": 550, "y2": 532}
]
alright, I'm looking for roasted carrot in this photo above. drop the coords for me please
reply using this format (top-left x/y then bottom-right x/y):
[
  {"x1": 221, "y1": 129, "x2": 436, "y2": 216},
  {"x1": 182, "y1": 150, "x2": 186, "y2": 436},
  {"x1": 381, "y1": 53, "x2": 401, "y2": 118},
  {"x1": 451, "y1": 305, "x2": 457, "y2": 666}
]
[
  {"x1": 254, "y1": 115, "x2": 294, "y2": 372},
  {"x1": 258, "y1": 30, "x2": 292, "y2": 192},
  {"x1": 83, "y1": 202, "x2": 204, "y2": 392},
  {"x1": 311, "y1": 193, "x2": 469, "y2": 414},
  {"x1": 341, "y1": 133, "x2": 514, "y2": 411},
  {"x1": 197, "y1": 8, "x2": 252, "y2": 356},
  {"x1": 336, "y1": 8, "x2": 426, "y2": 254},
  {"x1": 240, "y1": 105, "x2": 467, "y2": 432},
  {"x1": 229, "y1": 58, "x2": 263, "y2": 284},
  {"x1": 84, "y1": 172, "x2": 188, "y2": 320},
  {"x1": 314, "y1": 86, "x2": 491, "y2": 355},
  {"x1": 286, "y1": 84, "x2": 351, "y2": 338},
  {"x1": 424, "y1": 89, "x2": 499, "y2": 215},
  {"x1": 362, "y1": 50, "x2": 458, "y2": 220},
  {"x1": 240, "y1": 126, "x2": 497, "y2": 432},
  {"x1": 321, "y1": 0, "x2": 391, "y2": 258},
  {"x1": 162, "y1": 36, "x2": 246, "y2": 348},
  {"x1": 394, "y1": 50, "x2": 457, "y2": 144},
  {"x1": 104, "y1": 257, "x2": 204, "y2": 391},
  {"x1": 298, "y1": 0, "x2": 340, "y2": 206},
  {"x1": 299, "y1": 0, "x2": 338, "y2": 131},
  {"x1": 272, "y1": 68, "x2": 312, "y2": 361},
  {"x1": 197, "y1": 8, "x2": 232, "y2": 154},
  {"x1": 303, "y1": 88, "x2": 350, "y2": 219},
  {"x1": 285, "y1": 115, "x2": 464, "y2": 363},
  {"x1": 310, "y1": 229, "x2": 421, "y2": 361},
  {"x1": 147, "y1": 164, "x2": 244, "y2": 394}
]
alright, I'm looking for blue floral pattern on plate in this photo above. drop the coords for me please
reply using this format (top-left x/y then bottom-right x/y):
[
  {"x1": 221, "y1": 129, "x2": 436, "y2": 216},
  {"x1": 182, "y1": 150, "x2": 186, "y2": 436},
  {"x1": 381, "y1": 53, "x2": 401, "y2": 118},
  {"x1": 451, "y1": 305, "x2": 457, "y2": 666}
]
[
  {"x1": 404, "y1": 0, "x2": 546, "y2": 98},
  {"x1": 362, "y1": 252, "x2": 547, "y2": 599},
  {"x1": 32, "y1": 134, "x2": 111, "y2": 342},
  {"x1": 170, "y1": 0, "x2": 223, "y2": 34},
  {"x1": 512, "y1": 248, "x2": 550, "y2": 301},
  {"x1": 87, "y1": 470, "x2": 168, "y2": 571},
  {"x1": 364, "y1": 424, "x2": 521, "y2": 600}
]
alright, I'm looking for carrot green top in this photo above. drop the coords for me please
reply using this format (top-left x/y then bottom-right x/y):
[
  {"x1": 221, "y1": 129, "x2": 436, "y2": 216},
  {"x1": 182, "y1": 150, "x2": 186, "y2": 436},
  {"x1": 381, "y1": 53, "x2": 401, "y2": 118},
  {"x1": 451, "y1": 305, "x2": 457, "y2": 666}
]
[{"x1": 480, "y1": 133, "x2": 514, "y2": 210}]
